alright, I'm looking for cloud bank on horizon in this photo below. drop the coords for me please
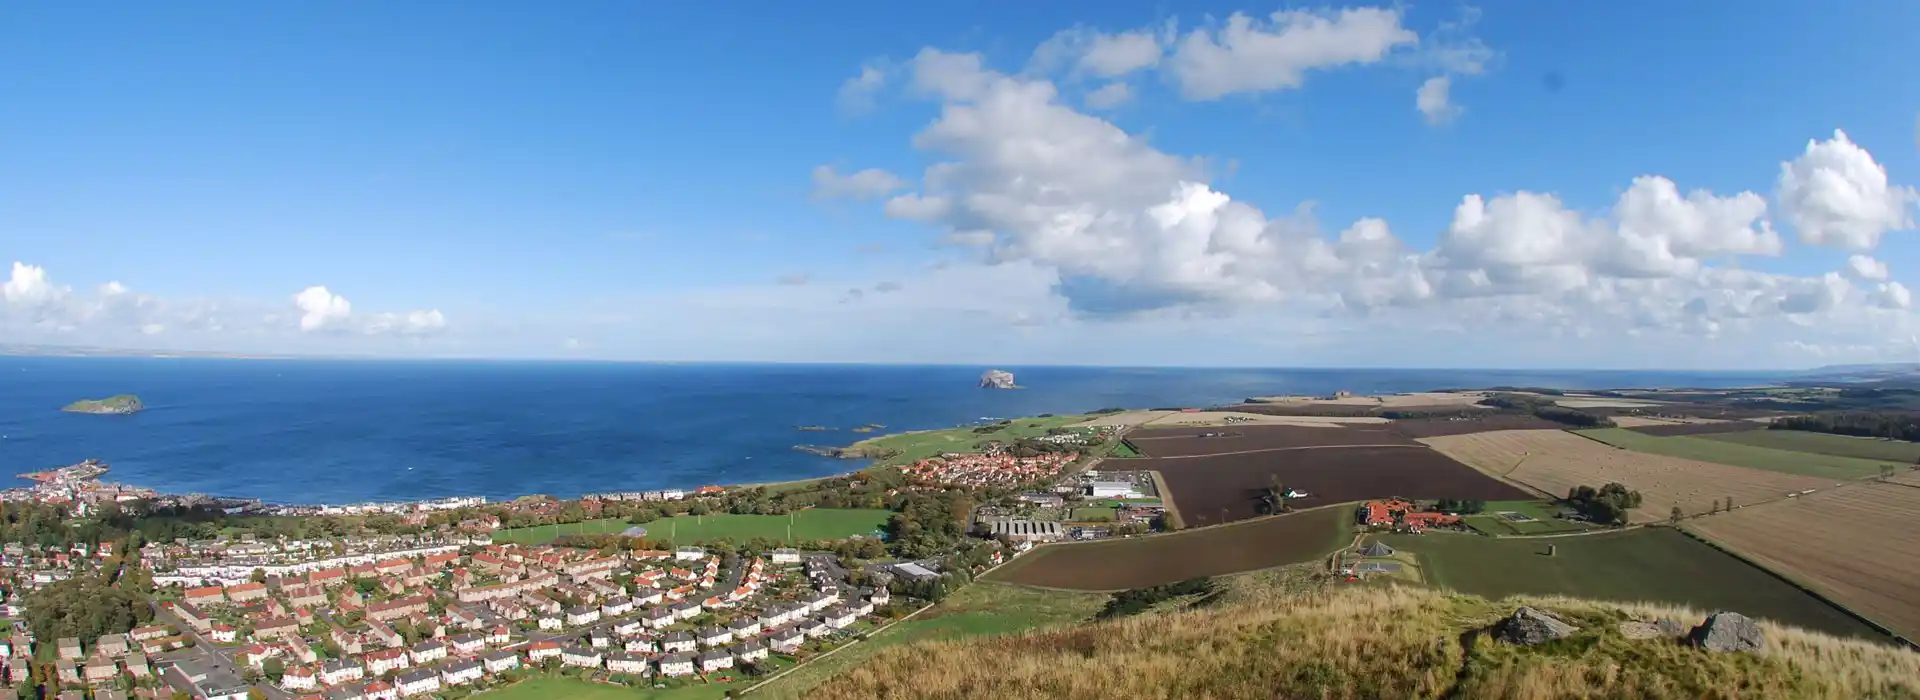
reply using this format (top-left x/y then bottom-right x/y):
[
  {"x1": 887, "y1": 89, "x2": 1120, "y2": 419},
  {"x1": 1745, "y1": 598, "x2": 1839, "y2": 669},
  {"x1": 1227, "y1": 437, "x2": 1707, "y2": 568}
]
[{"x1": 3, "y1": 3, "x2": 1919, "y2": 368}]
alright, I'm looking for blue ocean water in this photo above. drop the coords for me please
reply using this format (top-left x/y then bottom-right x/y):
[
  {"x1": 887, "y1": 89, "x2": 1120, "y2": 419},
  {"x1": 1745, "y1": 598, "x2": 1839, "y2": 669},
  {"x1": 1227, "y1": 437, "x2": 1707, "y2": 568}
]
[{"x1": 0, "y1": 358, "x2": 1790, "y2": 504}]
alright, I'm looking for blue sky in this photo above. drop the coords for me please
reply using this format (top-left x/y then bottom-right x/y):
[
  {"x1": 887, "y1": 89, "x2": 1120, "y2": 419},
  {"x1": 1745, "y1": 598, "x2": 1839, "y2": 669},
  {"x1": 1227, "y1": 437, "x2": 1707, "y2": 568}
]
[{"x1": 3, "y1": 2, "x2": 1918, "y2": 368}]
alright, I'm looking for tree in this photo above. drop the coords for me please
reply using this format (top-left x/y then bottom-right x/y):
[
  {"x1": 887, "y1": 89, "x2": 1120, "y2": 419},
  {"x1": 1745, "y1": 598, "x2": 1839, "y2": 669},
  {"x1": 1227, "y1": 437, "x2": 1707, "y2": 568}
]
[
  {"x1": 1669, "y1": 506, "x2": 1684, "y2": 526},
  {"x1": 250, "y1": 568, "x2": 267, "y2": 584}
]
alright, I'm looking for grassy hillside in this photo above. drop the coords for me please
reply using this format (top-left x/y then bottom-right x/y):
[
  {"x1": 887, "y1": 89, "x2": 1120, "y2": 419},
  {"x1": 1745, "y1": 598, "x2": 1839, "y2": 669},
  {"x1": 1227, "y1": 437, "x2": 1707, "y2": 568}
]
[{"x1": 804, "y1": 585, "x2": 1920, "y2": 700}]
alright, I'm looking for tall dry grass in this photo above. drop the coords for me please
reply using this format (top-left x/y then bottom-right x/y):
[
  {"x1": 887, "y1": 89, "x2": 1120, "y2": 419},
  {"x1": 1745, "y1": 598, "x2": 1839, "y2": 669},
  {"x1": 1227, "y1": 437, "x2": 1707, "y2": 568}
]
[{"x1": 801, "y1": 585, "x2": 1920, "y2": 700}]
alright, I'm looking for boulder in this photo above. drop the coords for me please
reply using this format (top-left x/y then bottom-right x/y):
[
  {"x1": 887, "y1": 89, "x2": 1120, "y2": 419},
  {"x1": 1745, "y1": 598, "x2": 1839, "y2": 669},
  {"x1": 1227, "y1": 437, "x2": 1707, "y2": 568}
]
[
  {"x1": 1495, "y1": 607, "x2": 1578, "y2": 646},
  {"x1": 1690, "y1": 612, "x2": 1765, "y2": 653},
  {"x1": 1618, "y1": 617, "x2": 1689, "y2": 641}
]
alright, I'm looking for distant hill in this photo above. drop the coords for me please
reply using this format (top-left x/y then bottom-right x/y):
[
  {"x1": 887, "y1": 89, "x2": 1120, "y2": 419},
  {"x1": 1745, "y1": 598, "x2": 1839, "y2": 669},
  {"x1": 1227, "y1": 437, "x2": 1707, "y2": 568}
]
[{"x1": 807, "y1": 585, "x2": 1919, "y2": 700}]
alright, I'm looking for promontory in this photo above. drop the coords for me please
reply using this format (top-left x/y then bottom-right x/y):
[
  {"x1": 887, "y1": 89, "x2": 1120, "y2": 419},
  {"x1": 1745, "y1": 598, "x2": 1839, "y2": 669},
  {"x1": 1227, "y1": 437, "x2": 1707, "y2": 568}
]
[{"x1": 61, "y1": 394, "x2": 144, "y2": 415}]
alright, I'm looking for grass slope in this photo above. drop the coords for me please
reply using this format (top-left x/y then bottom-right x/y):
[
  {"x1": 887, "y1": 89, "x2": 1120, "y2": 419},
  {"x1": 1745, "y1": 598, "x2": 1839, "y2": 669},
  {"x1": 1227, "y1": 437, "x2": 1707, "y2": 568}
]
[
  {"x1": 634, "y1": 509, "x2": 892, "y2": 545},
  {"x1": 805, "y1": 586, "x2": 1920, "y2": 700},
  {"x1": 1701, "y1": 430, "x2": 1920, "y2": 464},
  {"x1": 487, "y1": 677, "x2": 727, "y2": 699},
  {"x1": 754, "y1": 582, "x2": 1105, "y2": 699},
  {"x1": 849, "y1": 414, "x2": 1092, "y2": 466},
  {"x1": 1576, "y1": 428, "x2": 1897, "y2": 480},
  {"x1": 1380, "y1": 528, "x2": 1882, "y2": 640}
]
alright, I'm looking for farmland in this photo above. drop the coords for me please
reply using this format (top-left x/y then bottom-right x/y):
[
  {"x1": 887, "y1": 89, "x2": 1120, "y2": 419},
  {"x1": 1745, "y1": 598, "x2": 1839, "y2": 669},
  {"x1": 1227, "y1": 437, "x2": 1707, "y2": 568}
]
[
  {"x1": 1701, "y1": 429, "x2": 1920, "y2": 463},
  {"x1": 1689, "y1": 482, "x2": 1920, "y2": 640},
  {"x1": 1379, "y1": 529, "x2": 1884, "y2": 640},
  {"x1": 632, "y1": 509, "x2": 892, "y2": 545},
  {"x1": 846, "y1": 413, "x2": 1095, "y2": 465},
  {"x1": 1127, "y1": 424, "x2": 1418, "y2": 458},
  {"x1": 1383, "y1": 414, "x2": 1569, "y2": 438},
  {"x1": 754, "y1": 582, "x2": 1105, "y2": 699},
  {"x1": 1422, "y1": 430, "x2": 1832, "y2": 521},
  {"x1": 1620, "y1": 421, "x2": 1774, "y2": 437},
  {"x1": 1152, "y1": 446, "x2": 1532, "y2": 526},
  {"x1": 984, "y1": 506, "x2": 1352, "y2": 590},
  {"x1": 1577, "y1": 427, "x2": 1898, "y2": 480},
  {"x1": 492, "y1": 517, "x2": 631, "y2": 544}
]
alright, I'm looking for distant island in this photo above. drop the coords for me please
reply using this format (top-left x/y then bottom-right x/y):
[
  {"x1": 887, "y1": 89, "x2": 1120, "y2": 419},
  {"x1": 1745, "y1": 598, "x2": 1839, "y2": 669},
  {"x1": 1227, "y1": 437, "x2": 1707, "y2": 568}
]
[
  {"x1": 980, "y1": 369, "x2": 1019, "y2": 389},
  {"x1": 61, "y1": 394, "x2": 144, "y2": 415}
]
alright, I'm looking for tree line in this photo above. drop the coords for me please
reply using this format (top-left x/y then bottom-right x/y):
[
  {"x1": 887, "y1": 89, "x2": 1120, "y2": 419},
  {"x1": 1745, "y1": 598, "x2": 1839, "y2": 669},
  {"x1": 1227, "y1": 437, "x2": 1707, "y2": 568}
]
[
  {"x1": 1565, "y1": 483, "x2": 1642, "y2": 525},
  {"x1": 1771, "y1": 412, "x2": 1920, "y2": 443},
  {"x1": 1478, "y1": 393, "x2": 1616, "y2": 428}
]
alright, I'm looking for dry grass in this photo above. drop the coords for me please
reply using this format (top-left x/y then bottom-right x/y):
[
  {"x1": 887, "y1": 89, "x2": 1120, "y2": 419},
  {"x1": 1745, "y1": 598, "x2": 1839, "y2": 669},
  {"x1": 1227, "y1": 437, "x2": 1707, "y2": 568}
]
[
  {"x1": 803, "y1": 585, "x2": 1920, "y2": 700},
  {"x1": 1611, "y1": 415, "x2": 1683, "y2": 427},
  {"x1": 1421, "y1": 430, "x2": 1832, "y2": 521},
  {"x1": 1690, "y1": 483, "x2": 1920, "y2": 640},
  {"x1": 1889, "y1": 473, "x2": 1920, "y2": 488}
]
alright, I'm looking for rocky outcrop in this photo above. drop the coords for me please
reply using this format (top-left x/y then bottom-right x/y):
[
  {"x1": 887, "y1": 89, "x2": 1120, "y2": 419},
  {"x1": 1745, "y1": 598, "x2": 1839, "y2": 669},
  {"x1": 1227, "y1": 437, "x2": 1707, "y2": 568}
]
[
  {"x1": 980, "y1": 369, "x2": 1018, "y2": 389},
  {"x1": 61, "y1": 394, "x2": 144, "y2": 415},
  {"x1": 1618, "y1": 617, "x2": 1688, "y2": 640},
  {"x1": 1495, "y1": 607, "x2": 1578, "y2": 646},
  {"x1": 1690, "y1": 612, "x2": 1765, "y2": 653}
]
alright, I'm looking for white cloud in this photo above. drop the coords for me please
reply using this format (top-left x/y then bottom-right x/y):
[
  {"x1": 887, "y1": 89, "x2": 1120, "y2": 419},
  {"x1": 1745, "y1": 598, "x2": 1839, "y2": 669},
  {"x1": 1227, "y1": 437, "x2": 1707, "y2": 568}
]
[
  {"x1": 882, "y1": 193, "x2": 950, "y2": 221},
  {"x1": 1777, "y1": 129, "x2": 1918, "y2": 250},
  {"x1": 140, "y1": 323, "x2": 164, "y2": 335},
  {"x1": 837, "y1": 63, "x2": 888, "y2": 115},
  {"x1": 1415, "y1": 76, "x2": 1458, "y2": 125},
  {"x1": 3, "y1": 262, "x2": 60, "y2": 307},
  {"x1": 1875, "y1": 281, "x2": 1912, "y2": 310},
  {"x1": 1084, "y1": 82, "x2": 1132, "y2": 109},
  {"x1": 1032, "y1": 27, "x2": 1165, "y2": 79},
  {"x1": 1846, "y1": 254, "x2": 1889, "y2": 281},
  {"x1": 363, "y1": 309, "x2": 447, "y2": 336},
  {"x1": 811, "y1": 165, "x2": 908, "y2": 200},
  {"x1": 1166, "y1": 8, "x2": 1418, "y2": 100},
  {"x1": 294, "y1": 286, "x2": 353, "y2": 332}
]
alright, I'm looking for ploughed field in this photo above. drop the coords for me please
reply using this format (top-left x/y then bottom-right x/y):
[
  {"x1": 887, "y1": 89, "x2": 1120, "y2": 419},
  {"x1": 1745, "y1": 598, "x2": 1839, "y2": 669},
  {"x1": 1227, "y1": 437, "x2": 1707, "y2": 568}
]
[
  {"x1": 1383, "y1": 414, "x2": 1570, "y2": 438},
  {"x1": 1689, "y1": 482, "x2": 1920, "y2": 640},
  {"x1": 1422, "y1": 430, "x2": 1832, "y2": 522},
  {"x1": 1379, "y1": 528, "x2": 1886, "y2": 641},
  {"x1": 1126, "y1": 424, "x2": 1418, "y2": 458},
  {"x1": 984, "y1": 506, "x2": 1352, "y2": 591}
]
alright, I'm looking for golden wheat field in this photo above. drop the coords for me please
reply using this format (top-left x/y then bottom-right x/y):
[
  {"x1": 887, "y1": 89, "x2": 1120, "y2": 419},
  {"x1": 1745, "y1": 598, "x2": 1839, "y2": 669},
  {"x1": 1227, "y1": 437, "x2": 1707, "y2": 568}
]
[
  {"x1": 1689, "y1": 482, "x2": 1920, "y2": 640},
  {"x1": 1420, "y1": 430, "x2": 1831, "y2": 521}
]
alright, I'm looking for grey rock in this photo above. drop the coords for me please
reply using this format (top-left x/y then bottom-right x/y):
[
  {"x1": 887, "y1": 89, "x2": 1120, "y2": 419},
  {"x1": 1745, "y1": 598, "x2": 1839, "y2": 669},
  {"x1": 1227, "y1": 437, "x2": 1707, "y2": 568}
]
[
  {"x1": 1690, "y1": 612, "x2": 1765, "y2": 653},
  {"x1": 979, "y1": 369, "x2": 1018, "y2": 389},
  {"x1": 1495, "y1": 606, "x2": 1578, "y2": 646},
  {"x1": 1654, "y1": 617, "x2": 1688, "y2": 638}
]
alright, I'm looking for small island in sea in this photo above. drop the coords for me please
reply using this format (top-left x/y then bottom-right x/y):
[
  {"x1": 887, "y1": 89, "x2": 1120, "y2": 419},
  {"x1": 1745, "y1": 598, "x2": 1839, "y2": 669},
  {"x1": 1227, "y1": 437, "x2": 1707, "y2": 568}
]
[
  {"x1": 61, "y1": 394, "x2": 144, "y2": 415},
  {"x1": 979, "y1": 369, "x2": 1019, "y2": 389}
]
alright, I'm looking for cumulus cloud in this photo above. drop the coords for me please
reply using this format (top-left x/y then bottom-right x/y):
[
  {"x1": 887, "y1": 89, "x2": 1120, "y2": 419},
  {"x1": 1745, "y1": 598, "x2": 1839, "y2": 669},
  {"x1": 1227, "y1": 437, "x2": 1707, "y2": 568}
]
[
  {"x1": 811, "y1": 165, "x2": 908, "y2": 200},
  {"x1": 1084, "y1": 82, "x2": 1133, "y2": 109},
  {"x1": 1031, "y1": 26, "x2": 1166, "y2": 78},
  {"x1": 3, "y1": 262, "x2": 61, "y2": 308},
  {"x1": 837, "y1": 63, "x2": 888, "y2": 115},
  {"x1": 1847, "y1": 254, "x2": 1889, "y2": 281},
  {"x1": 293, "y1": 286, "x2": 352, "y2": 332},
  {"x1": 1777, "y1": 130, "x2": 1918, "y2": 250},
  {"x1": 1167, "y1": 8, "x2": 1418, "y2": 100},
  {"x1": 1415, "y1": 76, "x2": 1458, "y2": 125}
]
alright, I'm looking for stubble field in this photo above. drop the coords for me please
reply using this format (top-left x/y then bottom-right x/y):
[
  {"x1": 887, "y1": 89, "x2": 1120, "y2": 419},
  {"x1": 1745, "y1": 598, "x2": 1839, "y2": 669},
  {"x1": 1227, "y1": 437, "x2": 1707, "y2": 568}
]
[
  {"x1": 1578, "y1": 427, "x2": 1899, "y2": 479},
  {"x1": 1420, "y1": 430, "x2": 1833, "y2": 521},
  {"x1": 1688, "y1": 482, "x2": 1920, "y2": 640}
]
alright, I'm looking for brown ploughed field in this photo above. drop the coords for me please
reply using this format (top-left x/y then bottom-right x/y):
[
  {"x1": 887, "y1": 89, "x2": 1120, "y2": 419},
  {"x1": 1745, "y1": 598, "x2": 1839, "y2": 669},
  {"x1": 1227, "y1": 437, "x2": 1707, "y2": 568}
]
[
  {"x1": 1385, "y1": 414, "x2": 1568, "y2": 438},
  {"x1": 1421, "y1": 429, "x2": 1831, "y2": 522},
  {"x1": 1151, "y1": 446, "x2": 1533, "y2": 527},
  {"x1": 1690, "y1": 482, "x2": 1920, "y2": 640},
  {"x1": 1128, "y1": 424, "x2": 1417, "y2": 458},
  {"x1": 983, "y1": 506, "x2": 1351, "y2": 591}
]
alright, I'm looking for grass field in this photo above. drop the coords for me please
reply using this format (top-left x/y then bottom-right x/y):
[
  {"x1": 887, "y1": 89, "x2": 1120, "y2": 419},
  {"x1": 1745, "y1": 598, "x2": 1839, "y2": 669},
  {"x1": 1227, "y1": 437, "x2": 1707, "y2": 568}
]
[
  {"x1": 1460, "y1": 499, "x2": 1596, "y2": 536},
  {"x1": 1069, "y1": 506, "x2": 1116, "y2": 522},
  {"x1": 1106, "y1": 440, "x2": 1143, "y2": 458},
  {"x1": 754, "y1": 581, "x2": 1105, "y2": 699},
  {"x1": 484, "y1": 677, "x2": 730, "y2": 699},
  {"x1": 1690, "y1": 482, "x2": 1920, "y2": 640},
  {"x1": 1700, "y1": 430, "x2": 1920, "y2": 464},
  {"x1": 849, "y1": 414, "x2": 1094, "y2": 466},
  {"x1": 633, "y1": 509, "x2": 892, "y2": 545},
  {"x1": 984, "y1": 506, "x2": 1353, "y2": 590},
  {"x1": 492, "y1": 518, "x2": 631, "y2": 545},
  {"x1": 1379, "y1": 528, "x2": 1883, "y2": 640},
  {"x1": 1424, "y1": 429, "x2": 1832, "y2": 521},
  {"x1": 1576, "y1": 427, "x2": 1898, "y2": 480}
]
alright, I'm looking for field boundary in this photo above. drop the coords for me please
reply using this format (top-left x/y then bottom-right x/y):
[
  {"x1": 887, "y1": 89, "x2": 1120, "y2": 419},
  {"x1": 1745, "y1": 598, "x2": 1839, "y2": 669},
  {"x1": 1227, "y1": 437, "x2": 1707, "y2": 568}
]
[{"x1": 1677, "y1": 524, "x2": 1914, "y2": 650}]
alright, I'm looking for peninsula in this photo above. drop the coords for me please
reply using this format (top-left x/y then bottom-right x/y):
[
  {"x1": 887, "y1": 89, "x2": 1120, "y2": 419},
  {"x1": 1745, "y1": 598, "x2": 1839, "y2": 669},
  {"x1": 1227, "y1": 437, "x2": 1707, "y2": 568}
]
[{"x1": 61, "y1": 394, "x2": 144, "y2": 415}]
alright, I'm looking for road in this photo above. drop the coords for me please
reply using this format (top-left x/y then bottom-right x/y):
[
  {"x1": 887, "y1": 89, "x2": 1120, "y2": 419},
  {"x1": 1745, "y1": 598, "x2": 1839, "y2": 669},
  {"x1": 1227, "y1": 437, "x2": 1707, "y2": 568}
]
[{"x1": 150, "y1": 601, "x2": 295, "y2": 700}]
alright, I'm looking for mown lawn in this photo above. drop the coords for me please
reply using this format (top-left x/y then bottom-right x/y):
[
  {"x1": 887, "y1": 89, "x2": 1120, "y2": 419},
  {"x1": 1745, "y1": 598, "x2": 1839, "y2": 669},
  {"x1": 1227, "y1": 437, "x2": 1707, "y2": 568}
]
[
  {"x1": 1576, "y1": 428, "x2": 1898, "y2": 480},
  {"x1": 1460, "y1": 500, "x2": 1596, "y2": 536},
  {"x1": 753, "y1": 581, "x2": 1106, "y2": 699},
  {"x1": 1380, "y1": 528, "x2": 1880, "y2": 640},
  {"x1": 848, "y1": 414, "x2": 1095, "y2": 466},
  {"x1": 634, "y1": 509, "x2": 892, "y2": 545},
  {"x1": 1701, "y1": 430, "x2": 1920, "y2": 464},
  {"x1": 1070, "y1": 506, "x2": 1116, "y2": 522},
  {"x1": 492, "y1": 518, "x2": 631, "y2": 545}
]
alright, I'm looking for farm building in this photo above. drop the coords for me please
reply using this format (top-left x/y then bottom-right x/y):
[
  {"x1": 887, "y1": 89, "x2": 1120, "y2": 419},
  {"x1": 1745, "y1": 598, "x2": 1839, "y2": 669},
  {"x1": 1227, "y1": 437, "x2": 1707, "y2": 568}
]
[
  {"x1": 1358, "y1": 500, "x2": 1461, "y2": 530},
  {"x1": 985, "y1": 519, "x2": 1064, "y2": 543},
  {"x1": 1086, "y1": 482, "x2": 1140, "y2": 498}
]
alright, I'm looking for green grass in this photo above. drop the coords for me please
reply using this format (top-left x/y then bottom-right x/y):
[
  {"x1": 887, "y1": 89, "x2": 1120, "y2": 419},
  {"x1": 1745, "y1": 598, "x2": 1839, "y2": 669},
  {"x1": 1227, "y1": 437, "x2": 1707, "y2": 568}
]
[
  {"x1": 633, "y1": 509, "x2": 892, "y2": 545},
  {"x1": 1380, "y1": 528, "x2": 1882, "y2": 640},
  {"x1": 1106, "y1": 440, "x2": 1143, "y2": 458},
  {"x1": 484, "y1": 676, "x2": 732, "y2": 699},
  {"x1": 1070, "y1": 506, "x2": 1116, "y2": 522},
  {"x1": 1576, "y1": 427, "x2": 1899, "y2": 480},
  {"x1": 1089, "y1": 498, "x2": 1161, "y2": 507},
  {"x1": 1700, "y1": 430, "x2": 1920, "y2": 464},
  {"x1": 492, "y1": 518, "x2": 632, "y2": 545},
  {"x1": 1460, "y1": 500, "x2": 1596, "y2": 536},
  {"x1": 849, "y1": 414, "x2": 1095, "y2": 466},
  {"x1": 754, "y1": 581, "x2": 1106, "y2": 699}
]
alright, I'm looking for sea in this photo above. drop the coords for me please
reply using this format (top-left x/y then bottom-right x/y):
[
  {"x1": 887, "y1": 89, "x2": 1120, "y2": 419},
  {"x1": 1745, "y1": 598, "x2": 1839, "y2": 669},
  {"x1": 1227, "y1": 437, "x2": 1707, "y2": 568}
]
[{"x1": 0, "y1": 357, "x2": 1793, "y2": 505}]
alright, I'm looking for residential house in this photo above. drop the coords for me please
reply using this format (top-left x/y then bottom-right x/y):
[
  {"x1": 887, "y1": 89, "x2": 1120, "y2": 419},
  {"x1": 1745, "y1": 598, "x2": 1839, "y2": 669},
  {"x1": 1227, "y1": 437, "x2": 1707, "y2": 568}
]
[
  {"x1": 366, "y1": 596, "x2": 431, "y2": 623},
  {"x1": 728, "y1": 617, "x2": 761, "y2": 638},
  {"x1": 605, "y1": 651, "x2": 648, "y2": 675},
  {"x1": 439, "y1": 659, "x2": 483, "y2": 686},
  {"x1": 599, "y1": 596, "x2": 632, "y2": 617},
  {"x1": 363, "y1": 648, "x2": 410, "y2": 677},
  {"x1": 698, "y1": 627, "x2": 732, "y2": 648},
  {"x1": 325, "y1": 684, "x2": 366, "y2": 700},
  {"x1": 321, "y1": 658, "x2": 364, "y2": 687},
  {"x1": 525, "y1": 640, "x2": 561, "y2": 663},
  {"x1": 408, "y1": 640, "x2": 446, "y2": 665},
  {"x1": 84, "y1": 657, "x2": 118, "y2": 683},
  {"x1": 674, "y1": 547, "x2": 705, "y2": 562},
  {"x1": 588, "y1": 628, "x2": 612, "y2": 648},
  {"x1": 485, "y1": 626, "x2": 511, "y2": 647},
  {"x1": 130, "y1": 625, "x2": 171, "y2": 642},
  {"x1": 824, "y1": 606, "x2": 858, "y2": 630},
  {"x1": 565, "y1": 605, "x2": 600, "y2": 627},
  {"x1": 282, "y1": 665, "x2": 317, "y2": 691},
  {"x1": 611, "y1": 619, "x2": 641, "y2": 636},
  {"x1": 656, "y1": 653, "x2": 694, "y2": 677},
  {"x1": 738, "y1": 639, "x2": 769, "y2": 663},
  {"x1": 57, "y1": 638, "x2": 82, "y2": 660},
  {"x1": 631, "y1": 587, "x2": 663, "y2": 606},
  {"x1": 696, "y1": 650, "x2": 732, "y2": 673},
  {"x1": 361, "y1": 679, "x2": 397, "y2": 700},
  {"x1": 641, "y1": 607, "x2": 674, "y2": 630},
  {"x1": 671, "y1": 601, "x2": 701, "y2": 621},
  {"x1": 394, "y1": 668, "x2": 440, "y2": 697},
  {"x1": 255, "y1": 616, "x2": 299, "y2": 640},
  {"x1": 210, "y1": 624, "x2": 238, "y2": 643},
  {"x1": 769, "y1": 627, "x2": 804, "y2": 654},
  {"x1": 799, "y1": 618, "x2": 829, "y2": 639},
  {"x1": 538, "y1": 616, "x2": 562, "y2": 631},
  {"x1": 481, "y1": 649, "x2": 520, "y2": 674},
  {"x1": 661, "y1": 630, "x2": 696, "y2": 653},
  {"x1": 183, "y1": 586, "x2": 226, "y2": 606},
  {"x1": 560, "y1": 647, "x2": 602, "y2": 669},
  {"x1": 124, "y1": 652, "x2": 151, "y2": 678},
  {"x1": 95, "y1": 634, "x2": 129, "y2": 657},
  {"x1": 446, "y1": 632, "x2": 484, "y2": 656},
  {"x1": 622, "y1": 637, "x2": 656, "y2": 654},
  {"x1": 225, "y1": 582, "x2": 269, "y2": 603},
  {"x1": 769, "y1": 548, "x2": 802, "y2": 565}
]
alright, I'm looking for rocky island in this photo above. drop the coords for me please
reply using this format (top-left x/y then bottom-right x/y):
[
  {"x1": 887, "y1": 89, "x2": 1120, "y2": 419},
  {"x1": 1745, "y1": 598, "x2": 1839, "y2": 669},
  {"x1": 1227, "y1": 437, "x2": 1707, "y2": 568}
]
[
  {"x1": 979, "y1": 369, "x2": 1019, "y2": 389},
  {"x1": 61, "y1": 394, "x2": 144, "y2": 415}
]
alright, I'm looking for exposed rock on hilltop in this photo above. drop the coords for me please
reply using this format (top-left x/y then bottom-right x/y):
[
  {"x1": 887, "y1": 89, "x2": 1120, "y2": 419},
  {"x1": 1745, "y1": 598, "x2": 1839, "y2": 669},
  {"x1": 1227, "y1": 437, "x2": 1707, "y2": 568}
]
[
  {"x1": 980, "y1": 369, "x2": 1018, "y2": 389},
  {"x1": 1496, "y1": 606, "x2": 1579, "y2": 646},
  {"x1": 1691, "y1": 611, "x2": 1767, "y2": 653},
  {"x1": 61, "y1": 394, "x2": 144, "y2": 415}
]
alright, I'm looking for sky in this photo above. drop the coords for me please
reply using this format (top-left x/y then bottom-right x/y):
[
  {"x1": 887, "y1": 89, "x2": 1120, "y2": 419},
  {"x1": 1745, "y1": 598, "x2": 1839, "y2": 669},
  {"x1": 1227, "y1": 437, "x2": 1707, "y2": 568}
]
[{"x1": 3, "y1": 1, "x2": 1919, "y2": 369}]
